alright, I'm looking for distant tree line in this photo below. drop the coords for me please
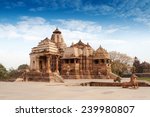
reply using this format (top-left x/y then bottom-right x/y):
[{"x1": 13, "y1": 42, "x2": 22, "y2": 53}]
[
  {"x1": 133, "y1": 57, "x2": 150, "y2": 73},
  {"x1": 110, "y1": 52, "x2": 150, "y2": 76},
  {"x1": 0, "y1": 64, "x2": 29, "y2": 81}
]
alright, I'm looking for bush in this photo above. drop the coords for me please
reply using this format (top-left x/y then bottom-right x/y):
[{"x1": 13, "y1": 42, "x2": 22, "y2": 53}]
[
  {"x1": 121, "y1": 73, "x2": 132, "y2": 77},
  {"x1": 0, "y1": 64, "x2": 8, "y2": 79},
  {"x1": 7, "y1": 68, "x2": 21, "y2": 79},
  {"x1": 135, "y1": 73, "x2": 150, "y2": 77}
]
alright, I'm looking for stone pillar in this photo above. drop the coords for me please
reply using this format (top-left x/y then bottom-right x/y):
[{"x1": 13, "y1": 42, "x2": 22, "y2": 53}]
[
  {"x1": 36, "y1": 57, "x2": 40, "y2": 72},
  {"x1": 47, "y1": 56, "x2": 52, "y2": 73},
  {"x1": 85, "y1": 56, "x2": 88, "y2": 70},
  {"x1": 55, "y1": 56, "x2": 59, "y2": 73},
  {"x1": 79, "y1": 56, "x2": 83, "y2": 79},
  {"x1": 42, "y1": 59, "x2": 45, "y2": 72},
  {"x1": 85, "y1": 57, "x2": 91, "y2": 79}
]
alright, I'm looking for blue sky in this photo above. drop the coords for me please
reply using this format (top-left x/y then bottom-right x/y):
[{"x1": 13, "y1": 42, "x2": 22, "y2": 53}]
[{"x1": 0, "y1": 0, "x2": 150, "y2": 69}]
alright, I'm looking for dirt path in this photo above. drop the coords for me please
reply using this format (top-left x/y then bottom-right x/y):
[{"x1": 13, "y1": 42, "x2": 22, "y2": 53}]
[{"x1": 0, "y1": 79, "x2": 150, "y2": 100}]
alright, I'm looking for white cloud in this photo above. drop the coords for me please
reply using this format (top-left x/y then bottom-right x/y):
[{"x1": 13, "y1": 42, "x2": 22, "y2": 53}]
[
  {"x1": 60, "y1": 29, "x2": 101, "y2": 48},
  {"x1": 56, "y1": 19, "x2": 102, "y2": 33},
  {"x1": 101, "y1": 39, "x2": 127, "y2": 45},
  {"x1": 0, "y1": 16, "x2": 56, "y2": 41},
  {"x1": 0, "y1": 17, "x2": 103, "y2": 43},
  {"x1": 102, "y1": 24, "x2": 129, "y2": 34},
  {"x1": 105, "y1": 28, "x2": 119, "y2": 34},
  {"x1": 19, "y1": 16, "x2": 46, "y2": 25},
  {"x1": 134, "y1": 17, "x2": 150, "y2": 27},
  {"x1": 0, "y1": 16, "x2": 136, "y2": 49},
  {"x1": 79, "y1": 0, "x2": 150, "y2": 27}
]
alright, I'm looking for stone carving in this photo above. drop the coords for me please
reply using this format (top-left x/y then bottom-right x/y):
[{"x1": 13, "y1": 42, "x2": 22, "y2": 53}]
[
  {"x1": 51, "y1": 72, "x2": 64, "y2": 83},
  {"x1": 122, "y1": 74, "x2": 138, "y2": 88},
  {"x1": 15, "y1": 78, "x2": 24, "y2": 82}
]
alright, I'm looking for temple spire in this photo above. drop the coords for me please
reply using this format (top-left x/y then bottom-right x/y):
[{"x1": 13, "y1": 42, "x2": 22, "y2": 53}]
[
  {"x1": 99, "y1": 45, "x2": 102, "y2": 48},
  {"x1": 53, "y1": 27, "x2": 61, "y2": 34}
]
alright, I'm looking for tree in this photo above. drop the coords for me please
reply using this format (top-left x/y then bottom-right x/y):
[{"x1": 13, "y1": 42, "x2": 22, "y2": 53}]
[
  {"x1": 140, "y1": 61, "x2": 150, "y2": 73},
  {"x1": 111, "y1": 60, "x2": 128, "y2": 76},
  {"x1": 0, "y1": 63, "x2": 8, "y2": 79},
  {"x1": 7, "y1": 68, "x2": 20, "y2": 79},
  {"x1": 109, "y1": 51, "x2": 133, "y2": 76},
  {"x1": 133, "y1": 57, "x2": 150, "y2": 73},
  {"x1": 109, "y1": 51, "x2": 133, "y2": 65},
  {"x1": 133, "y1": 57, "x2": 140, "y2": 73},
  {"x1": 18, "y1": 64, "x2": 29, "y2": 71},
  {"x1": 133, "y1": 57, "x2": 142, "y2": 73}
]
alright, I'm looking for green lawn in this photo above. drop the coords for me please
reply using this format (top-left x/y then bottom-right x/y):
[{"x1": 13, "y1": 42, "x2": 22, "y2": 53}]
[{"x1": 137, "y1": 77, "x2": 150, "y2": 82}]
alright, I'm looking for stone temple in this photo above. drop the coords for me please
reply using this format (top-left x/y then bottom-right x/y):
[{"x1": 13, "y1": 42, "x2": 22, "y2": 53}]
[{"x1": 29, "y1": 28, "x2": 115, "y2": 81}]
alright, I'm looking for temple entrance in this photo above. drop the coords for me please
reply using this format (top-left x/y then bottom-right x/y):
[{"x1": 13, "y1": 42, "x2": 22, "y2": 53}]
[
  {"x1": 38, "y1": 55, "x2": 60, "y2": 73},
  {"x1": 39, "y1": 56, "x2": 47, "y2": 73},
  {"x1": 51, "y1": 55, "x2": 56, "y2": 72}
]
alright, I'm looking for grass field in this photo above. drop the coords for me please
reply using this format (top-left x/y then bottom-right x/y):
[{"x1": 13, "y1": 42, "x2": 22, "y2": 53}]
[{"x1": 137, "y1": 77, "x2": 150, "y2": 82}]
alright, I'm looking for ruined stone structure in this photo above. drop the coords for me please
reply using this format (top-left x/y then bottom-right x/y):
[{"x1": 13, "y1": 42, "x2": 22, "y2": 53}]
[{"x1": 30, "y1": 28, "x2": 112, "y2": 80}]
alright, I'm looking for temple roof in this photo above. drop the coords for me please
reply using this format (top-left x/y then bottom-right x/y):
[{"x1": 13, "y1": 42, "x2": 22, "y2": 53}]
[
  {"x1": 62, "y1": 40, "x2": 94, "y2": 58},
  {"x1": 71, "y1": 40, "x2": 86, "y2": 47},
  {"x1": 62, "y1": 47, "x2": 79, "y2": 58},
  {"x1": 31, "y1": 37, "x2": 58, "y2": 54},
  {"x1": 96, "y1": 45, "x2": 108, "y2": 54},
  {"x1": 77, "y1": 40, "x2": 86, "y2": 46},
  {"x1": 94, "y1": 45, "x2": 110, "y2": 59},
  {"x1": 39, "y1": 37, "x2": 50, "y2": 44},
  {"x1": 51, "y1": 28, "x2": 66, "y2": 50},
  {"x1": 53, "y1": 28, "x2": 61, "y2": 34},
  {"x1": 71, "y1": 40, "x2": 92, "y2": 49}
]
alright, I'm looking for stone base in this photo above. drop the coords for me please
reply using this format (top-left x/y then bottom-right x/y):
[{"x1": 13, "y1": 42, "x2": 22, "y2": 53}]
[
  {"x1": 25, "y1": 71, "x2": 118, "y2": 81},
  {"x1": 26, "y1": 71, "x2": 64, "y2": 83},
  {"x1": 62, "y1": 74, "x2": 111, "y2": 79},
  {"x1": 26, "y1": 72, "x2": 51, "y2": 82},
  {"x1": 81, "y1": 81, "x2": 150, "y2": 87}
]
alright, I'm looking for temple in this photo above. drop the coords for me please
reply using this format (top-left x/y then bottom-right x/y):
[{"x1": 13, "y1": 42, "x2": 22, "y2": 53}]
[{"x1": 29, "y1": 28, "x2": 113, "y2": 81}]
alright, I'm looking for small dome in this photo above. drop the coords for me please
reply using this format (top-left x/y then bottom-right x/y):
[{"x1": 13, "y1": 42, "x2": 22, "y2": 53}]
[{"x1": 94, "y1": 45, "x2": 110, "y2": 59}]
